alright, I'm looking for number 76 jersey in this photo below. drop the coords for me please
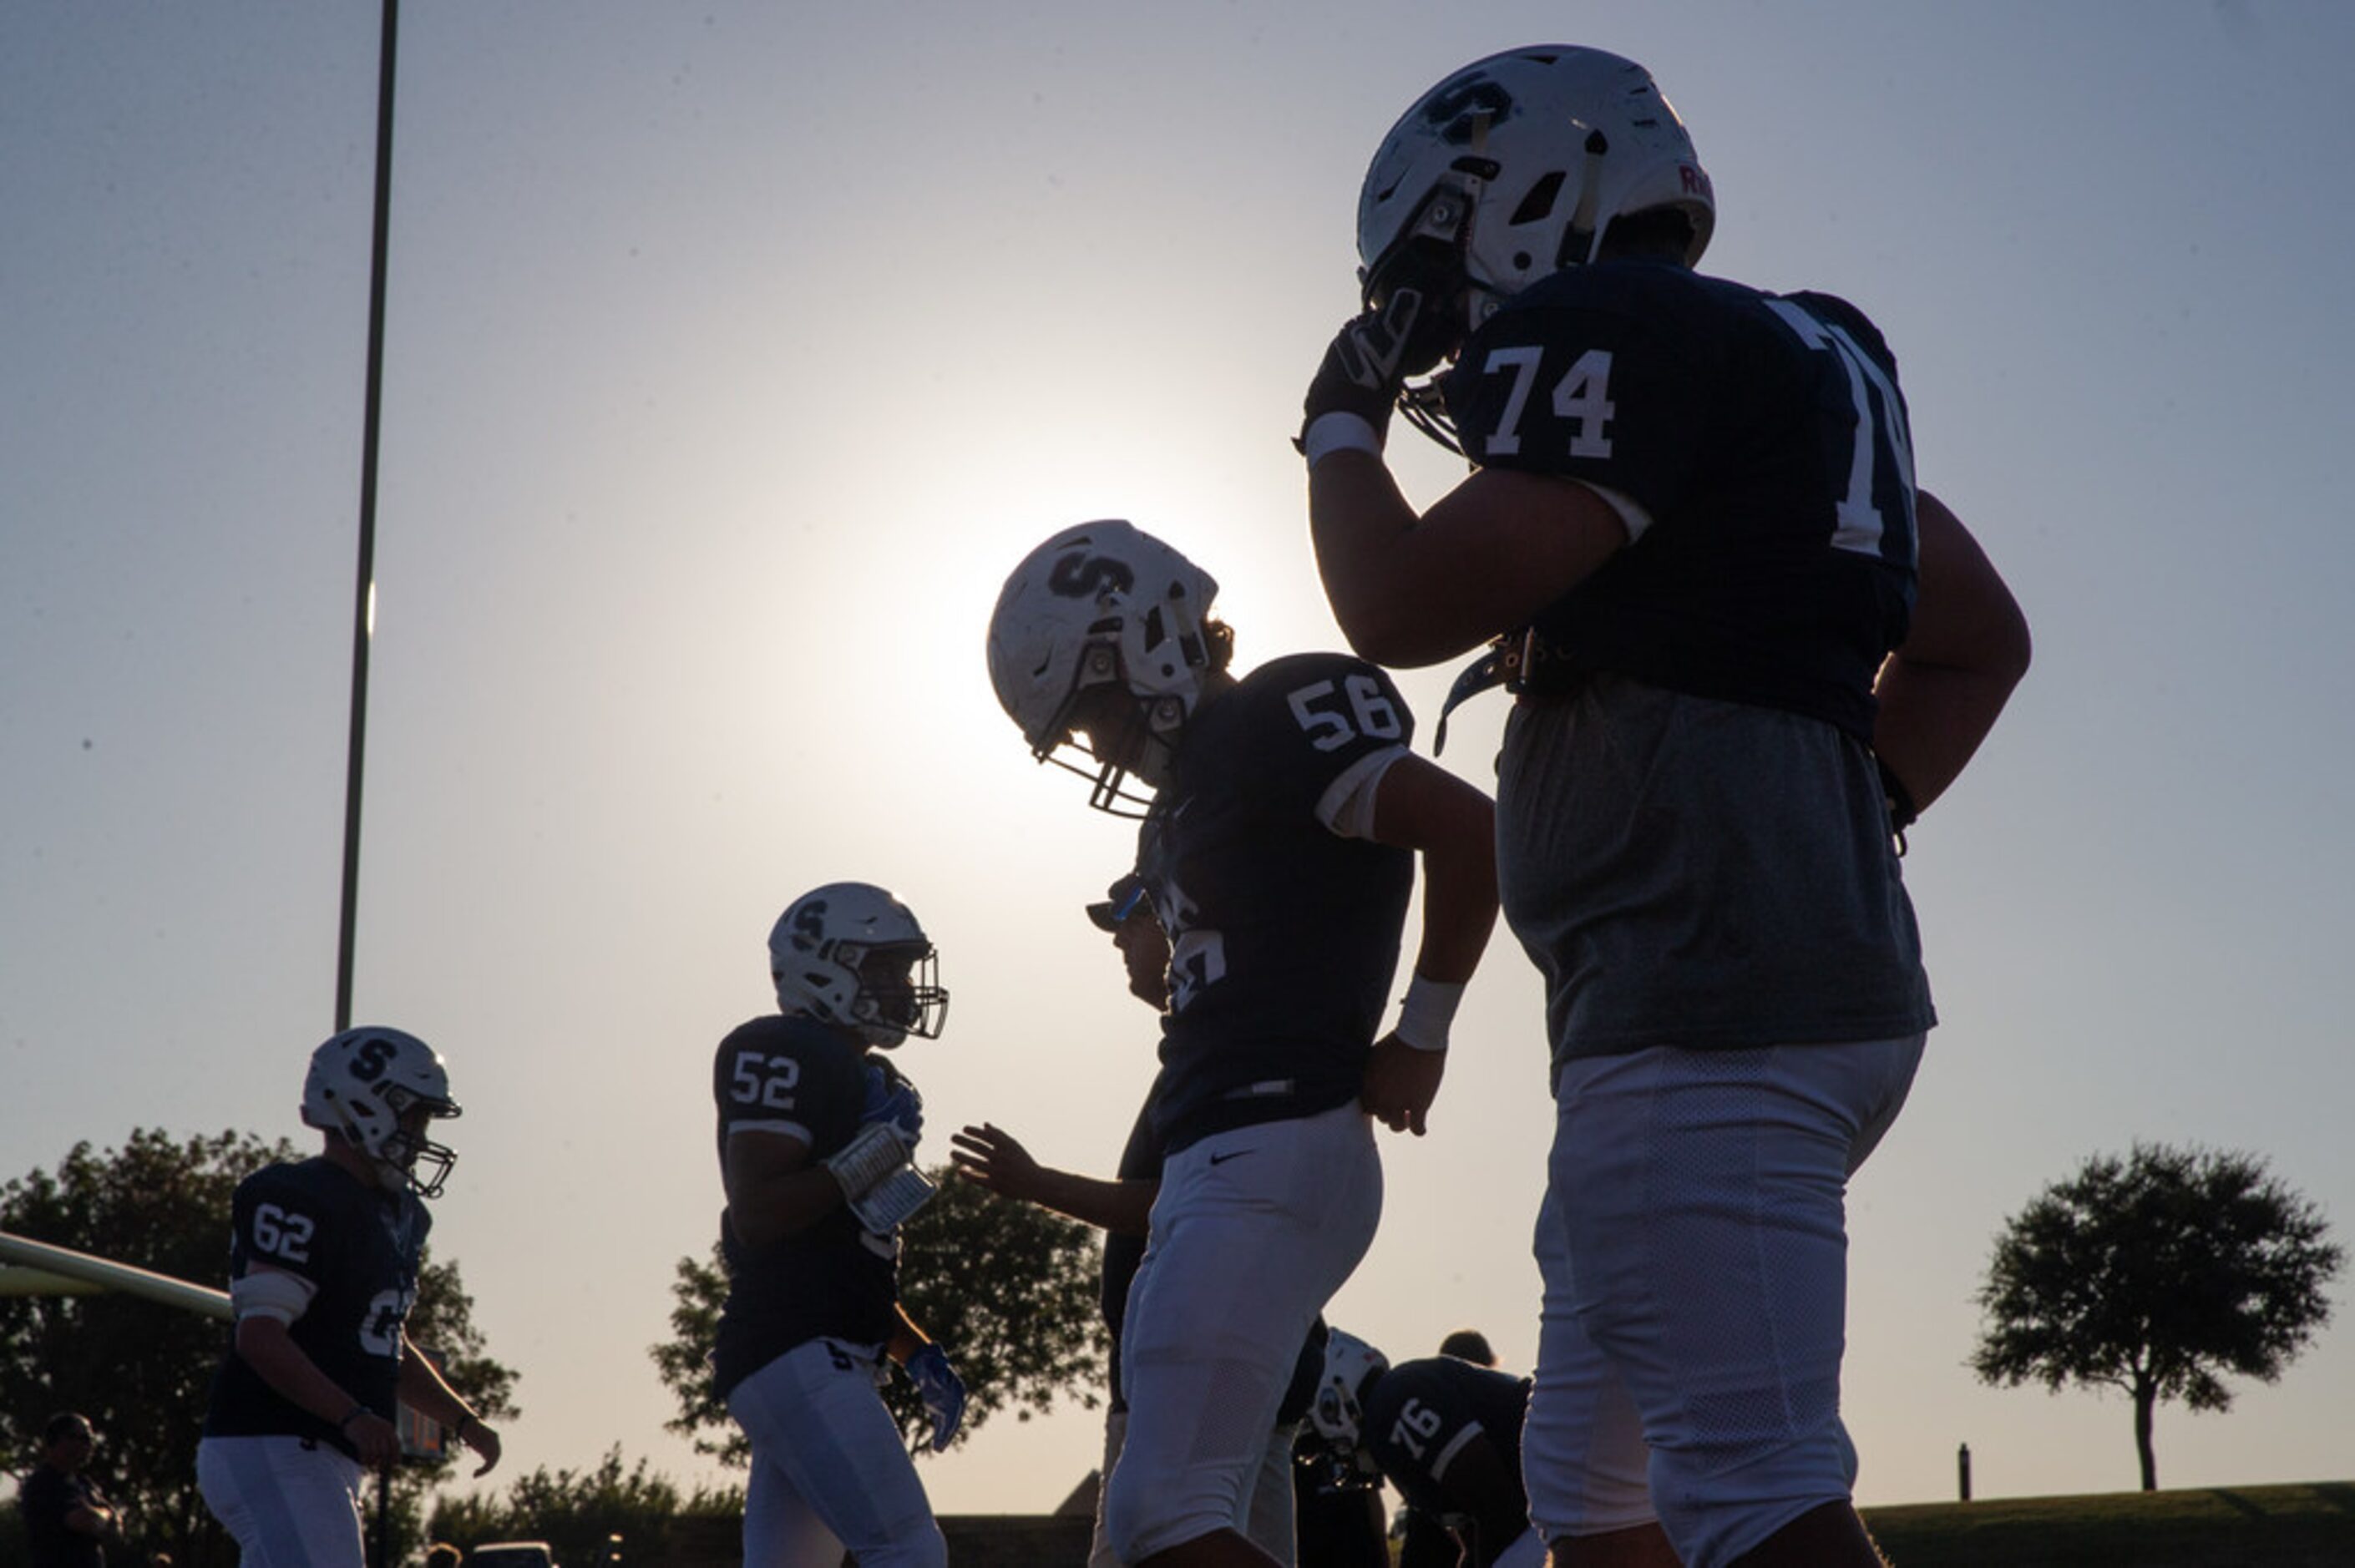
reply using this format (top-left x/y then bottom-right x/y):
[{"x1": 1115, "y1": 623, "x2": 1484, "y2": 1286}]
[{"x1": 1139, "y1": 651, "x2": 1416, "y2": 1154}]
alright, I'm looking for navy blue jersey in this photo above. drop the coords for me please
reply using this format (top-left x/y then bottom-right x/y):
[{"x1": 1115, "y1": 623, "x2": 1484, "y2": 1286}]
[
  {"x1": 1140, "y1": 653, "x2": 1416, "y2": 1152},
  {"x1": 710, "y1": 1012, "x2": 914, "y2": 1397},
  {"x1": 1360, "y1": 1358, "x2": 1531, "y2": 1550},
  {"x1": 20, "y1": 1463, "x2": 109, "y2": 1568},
  {"x1": 1446, "y1": 260, "x2": 1918, "y2": 743},
  {"x1": 203, "y1": 1157, "x2": 428, "y2": 1455}
]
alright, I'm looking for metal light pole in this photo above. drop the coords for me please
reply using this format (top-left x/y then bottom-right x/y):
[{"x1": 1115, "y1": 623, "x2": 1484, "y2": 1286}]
[{"x1": 338, "y1": 0, "x2": 402, "y2": 1039}]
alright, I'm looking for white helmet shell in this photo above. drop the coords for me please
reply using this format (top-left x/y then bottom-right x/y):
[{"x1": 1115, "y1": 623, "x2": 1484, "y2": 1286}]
[
  {"x1": 985, "y1": 520, "x2": 1219, "y2": 815},
  {"x1": 1308, "y1": 1328, "x2": 1390, "y2": 1449},
  {"x1": 301, "y1": 1026, "x2": 461, "y2": 1198},
  {"x1": 770, "y1": 882, "x2": 948, "y2": 1048},
  {"x1": 1359, "y1": 45, "x2": 1713, "y2": 332}
]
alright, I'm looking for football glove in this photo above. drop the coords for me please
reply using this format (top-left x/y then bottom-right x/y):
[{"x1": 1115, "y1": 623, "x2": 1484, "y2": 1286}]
[
  {"x1": 1300, "y1": 286, "x2": 1442, "y2": 448},
  {"x1": 861, "y1": 1065, "x2": 924, "y2": 1146},
  {"x1": 905, "y1": 1342, "x2": 966, "y2": 1452}
]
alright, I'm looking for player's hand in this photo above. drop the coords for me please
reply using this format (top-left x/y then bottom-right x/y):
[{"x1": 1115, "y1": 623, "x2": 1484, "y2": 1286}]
[
  {"x1": 949, "y1": 1123, "x2": 1041, "y2": 1201},
  {"x1": 905, "y1": 1342, "x2": 967, "y2": 1452},
  {"x1": 458, "y1": 1415, "x2": 503, "y2": 1478},
  {"x1": 861, "y1": 1065, "x2": 924, "y2": 1145},
  {"x1": 1360, "y1": 1032, "x2": 1446, "y2": 1136},
  {"x1": 342, "y1": 1409, "x2": 402, "y2": 1469},
  {"x1": 1301, "y1": 287, "x2": 1441, "y2": 448}
]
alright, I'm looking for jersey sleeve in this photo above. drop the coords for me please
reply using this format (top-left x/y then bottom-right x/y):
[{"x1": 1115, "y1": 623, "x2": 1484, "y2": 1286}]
[
  {"x1": 1448, "y1": 271, "x2": 1713, "y2": 525},
  {"x1": 227, "y1": 1166, "x2": 338, "y2": 1290},
  {"x1": 1244, "y1": 655, "x2": 1418, "y2": 822},
  {"x1": 713, "y1": 1019, "x2": 866, "y2": 1156}
]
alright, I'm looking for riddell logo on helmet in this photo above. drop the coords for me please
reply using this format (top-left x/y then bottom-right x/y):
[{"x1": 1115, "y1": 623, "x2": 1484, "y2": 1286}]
[{"x1": 1681, "y1": 164, "x2": 1711, "y2": 196}]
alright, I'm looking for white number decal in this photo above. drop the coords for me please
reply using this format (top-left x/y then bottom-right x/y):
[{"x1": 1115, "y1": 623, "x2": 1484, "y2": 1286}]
[
  {"x1": 730, "y1": 1050, "x2": 801, "y2": 1110},
  {"x1": 1169, "y1": 929, "x2": 1227, "y2": 1012},
  {"x1": 251, "y1": 1203, "x2": 314, "y2": 1264},
  {"x1": 1159, "y1": 875, "x2": 1224, "y2": 1013},
  {"x1": 1477, "y1": 346, "x2": 1544, "y2": 456},
  {"x1": 1552, "y1": 348, "x2": 1618, "y2": 458},
  {"x1": 1481, "y1": 345, "x2": 1615, "y2": 458},
  {"x1": 358, "y1": 1287, "x2": 408, "y2": 1358},
  {"x1": 1389, "y1": 1397, "x2": 1446, "y2": 1460},
  {"x1": 1286, "y1": 675, "x2": 1404, "y2": 752},
  {"x1": 1764, "y1": 300, "x2": 1917, "y2": 558}
]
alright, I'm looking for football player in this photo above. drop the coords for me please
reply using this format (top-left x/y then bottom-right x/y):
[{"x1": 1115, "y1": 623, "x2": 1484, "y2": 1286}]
[
  {"x1": 1299, "y1": 45, "x2": 2030, "y2": 1568},
  {"x1": 1306, "y1": 1332, "x2": 1539, "y2": 1568},
  {"x1": 950, "y1": 873, "x2": 1318, "y2": 1566},
  {"x1": 986, "y1": 521, "x2": 1501, "y2": 1568},
  {"x1": 196, "y1": 1026, "x2": 500, "y2": 1568},
  {"x1": 712, "y1": 882, "x2": 963, "y2": 1568}
]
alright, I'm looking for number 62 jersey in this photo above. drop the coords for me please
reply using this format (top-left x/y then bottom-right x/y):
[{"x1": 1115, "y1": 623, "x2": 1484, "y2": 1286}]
[{"x1": 203, "y1": 1157, "x2": 428, "y2": 1456}]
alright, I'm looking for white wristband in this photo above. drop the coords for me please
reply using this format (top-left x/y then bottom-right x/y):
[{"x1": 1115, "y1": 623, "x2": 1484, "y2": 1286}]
[
  {"x1": 1393, "y1": 973, "x2": 1464, "y2": 1053},
  {"x1": 1302, "y1": 411, "x2": 1384, "y2": 468}
]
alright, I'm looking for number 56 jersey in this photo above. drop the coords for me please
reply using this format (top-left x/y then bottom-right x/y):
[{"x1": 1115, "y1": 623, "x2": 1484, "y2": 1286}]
[
  {"x1": 1141, "y1": 651, "x2": 1416, "y2": 1154},
  {"x1": 204, "y1": 1157, "x2": 428, "y2": 1454}
]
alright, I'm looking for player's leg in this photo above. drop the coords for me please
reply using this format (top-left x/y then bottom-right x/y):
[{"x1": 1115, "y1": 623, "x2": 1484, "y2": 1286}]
[
  {"x1": 195, "y1": 1435, "x2": 369, "y2": 1568},
  {"x1": 1108, "y1": 1104, "x2": 1381, "y2": 1565},
  {"x1": 1551, "y1": 1039, "x2": 1922, "y2": 1568},
  {"x1": 1088, "y1": 1404, "x2": 1131, "y2": 1568},
  {"x1": 728, "y1": 1337, "x2": 948, "y2": 1568},
  {"x1": 1241, "y1": 1420, "x2": 1299, "y2": 1565},
  {"x1": 1522, "y1": 1183, "x2": 1670, "y2": 1566},
  {"x1": 734, "y1": 1410, "x2": 843, "y2": 1568}
]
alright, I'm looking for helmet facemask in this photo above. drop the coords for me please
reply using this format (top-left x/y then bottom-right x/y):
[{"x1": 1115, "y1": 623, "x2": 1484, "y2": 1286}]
[
  {"x1": 1031, "y1": 643, "x2": 1188, "y2": 817},
  {"x1": 377, "y1": 1088, "x2": 461, "y2": 1199},
  {"x1": 842, "y1": 938, "x2": 950, "y2": 1048}
]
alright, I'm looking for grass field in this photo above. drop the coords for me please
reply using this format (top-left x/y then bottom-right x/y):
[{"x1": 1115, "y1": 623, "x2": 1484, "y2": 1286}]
[
  {"x1": 929, "y1": 1485, "x2": 2355, "y2": 1566},
  {"x1": 1861, "y1": 1480, "x2": 2355, "y2": 1567}
]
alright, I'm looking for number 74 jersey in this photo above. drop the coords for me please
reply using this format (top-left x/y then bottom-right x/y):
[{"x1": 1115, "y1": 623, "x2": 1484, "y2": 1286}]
[{"x1": 1446, "y1": 258, "x2": 1920, "y2": 744}]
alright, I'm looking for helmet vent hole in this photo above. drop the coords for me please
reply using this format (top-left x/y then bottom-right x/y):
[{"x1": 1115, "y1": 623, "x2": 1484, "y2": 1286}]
[
  {"x1": 1508, "y1": 171, "x2": 1564, "y2": 226},
  {"x1": 1141, "y1": 605, "x2": 1167, "y2": 651}
]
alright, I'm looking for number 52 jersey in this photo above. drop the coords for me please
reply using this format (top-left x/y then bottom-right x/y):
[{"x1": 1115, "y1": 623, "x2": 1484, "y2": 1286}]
[{"x1": 204, "y1": 1157, "x2": 429, "y2": 1455}]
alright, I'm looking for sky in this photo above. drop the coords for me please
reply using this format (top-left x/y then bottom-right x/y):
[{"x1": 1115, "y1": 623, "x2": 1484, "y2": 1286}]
[{"x1": 5, "y1": 0, "x2": 2355, "y2": 1524}]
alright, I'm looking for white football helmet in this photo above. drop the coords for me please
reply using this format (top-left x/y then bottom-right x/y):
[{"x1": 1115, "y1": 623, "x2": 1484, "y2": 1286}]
[
  {"x1": 301, "y1": 1026, "x2": 462, "y2": 1198},
  {"x1": 1359, "y1": 45, "x2": 1714, "y2": 354},
  {"x1": 985, "y1": 520, "x2": 1220, "y2": 816},
  {"x1": 1307, "y1": 1328, "x2": 1390, "y2": 1450},
  {"x1": 769, "y1": 883, "x2": 948, "y2": 1048}
]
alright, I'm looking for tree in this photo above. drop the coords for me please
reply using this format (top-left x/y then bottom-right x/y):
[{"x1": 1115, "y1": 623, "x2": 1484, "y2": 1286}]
[
  {"x1": 0, "y1": 1128, "x2": 519, "y2": 1565},
  {"x1": 653, "y1": 1163, "x2": 1107, "y2": 1460},
  {"x1": 428, "y1": 1445, "x2": 742, "y2": 1565},
  {"x1": 1972, "y1": 1141, "x2": 2343, "y2": 1490}
]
